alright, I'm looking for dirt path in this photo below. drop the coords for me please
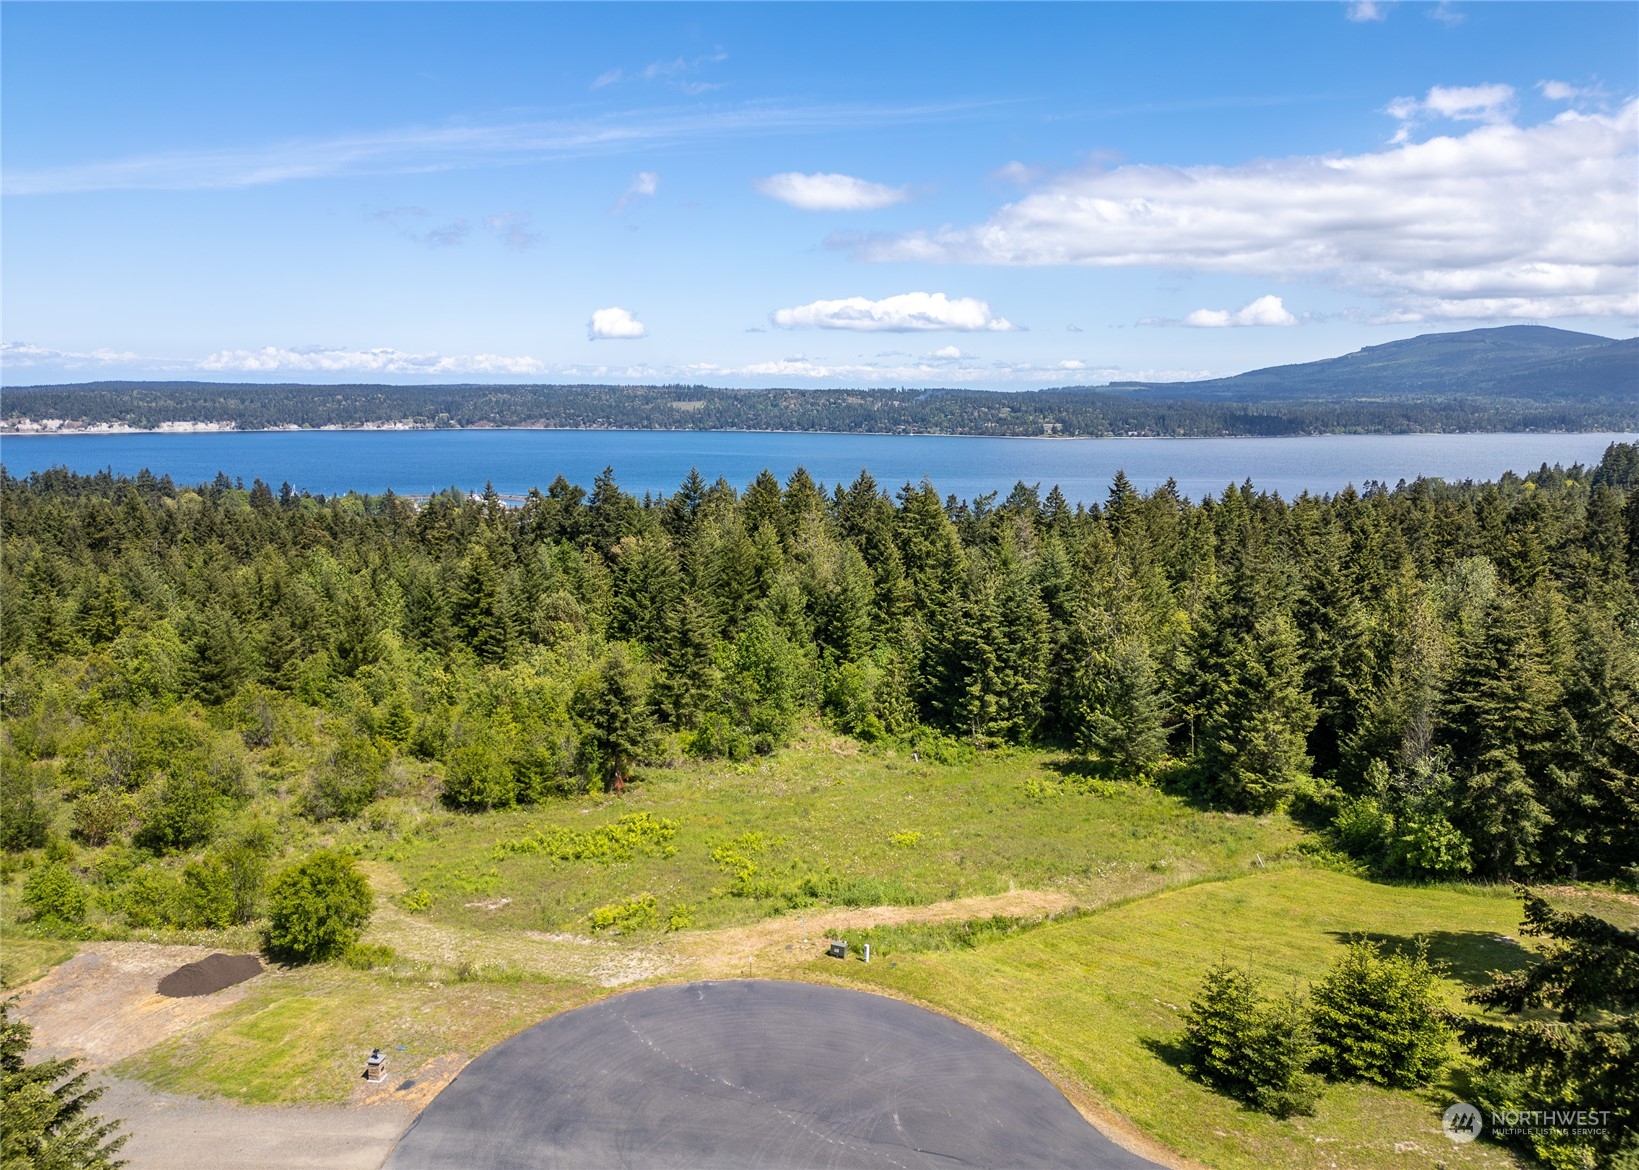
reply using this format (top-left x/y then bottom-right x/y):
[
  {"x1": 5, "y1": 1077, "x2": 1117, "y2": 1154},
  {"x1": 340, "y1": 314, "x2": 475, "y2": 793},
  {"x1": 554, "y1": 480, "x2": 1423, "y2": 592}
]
[{"x1": 663, "y1": 885, "x2": 1080, "y2": 978}]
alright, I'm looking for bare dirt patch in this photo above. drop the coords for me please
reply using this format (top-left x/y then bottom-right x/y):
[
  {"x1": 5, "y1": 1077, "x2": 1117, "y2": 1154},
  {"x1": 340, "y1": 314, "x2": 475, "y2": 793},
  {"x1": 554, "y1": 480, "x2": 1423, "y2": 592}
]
[
  {"x1": 663, "y1": 886, "x2": 1081, "y2": 979},
  {"x1": 13, "y1": 942, "x2": 267, "y2": 1067}
]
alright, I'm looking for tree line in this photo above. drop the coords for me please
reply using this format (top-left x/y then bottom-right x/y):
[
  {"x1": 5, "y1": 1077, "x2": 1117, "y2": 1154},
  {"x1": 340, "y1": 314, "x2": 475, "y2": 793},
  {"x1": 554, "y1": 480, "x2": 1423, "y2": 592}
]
[
  {"x1": 7, "y1": 380, "x2": 1635, "y2": 437},
  {"x1": 1, "y1": 444, "x2": 1636, "y2": 895}
]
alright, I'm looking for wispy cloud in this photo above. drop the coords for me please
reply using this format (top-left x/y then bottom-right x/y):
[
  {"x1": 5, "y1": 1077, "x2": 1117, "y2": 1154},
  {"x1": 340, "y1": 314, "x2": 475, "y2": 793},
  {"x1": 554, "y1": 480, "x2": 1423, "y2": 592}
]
[
  {"x1": 771, "y1": 292, "x2": 1020, "y2": 333},
  {"x1": 424, "y1": 219, "x2": 470, "y2": 247},
  {"x1": 3, "y1": 100, "x2": 992, "y2": 196},
  {"x1": 1345, "y1": 1, "x2": 1388, "y2": 23},
  {"x1": 197, "y1": 346, "x2": 549, "y2": 375},
  {"x1": 755, "y1": 172, "x2": 908, "y2": 211},
  {"x1": 845, "y1": 98, "x2": 1639, "y2": 324},
  {"x1": 482, "y1": 212, "x2": 539, "y2": 249},
  {"x1": 611, "y1": 171, "x2": 658, "y2": 214},
  {"x1": 593, "y1": 47, "x2": 728, "y2": 93}
]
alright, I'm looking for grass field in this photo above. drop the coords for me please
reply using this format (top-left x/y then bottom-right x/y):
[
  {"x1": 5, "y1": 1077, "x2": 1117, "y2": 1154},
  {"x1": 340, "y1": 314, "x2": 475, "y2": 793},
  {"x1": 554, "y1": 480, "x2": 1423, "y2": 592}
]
[
  {"x1": 13, "y1": 740, "x2": 1631, "y2": 1170},
  {"x1": 351, "y1": 737, "x2": 1298, "y2": 936},
  {"x1": 821, "y1": 867, "x2": 1553, "y2": 1170},
  {"x1": 0, "y1": 936, "x2": 78, "y2": 990},
  {"x1": 119, "y1": 964, "x2": 596, "y2": 1105}
]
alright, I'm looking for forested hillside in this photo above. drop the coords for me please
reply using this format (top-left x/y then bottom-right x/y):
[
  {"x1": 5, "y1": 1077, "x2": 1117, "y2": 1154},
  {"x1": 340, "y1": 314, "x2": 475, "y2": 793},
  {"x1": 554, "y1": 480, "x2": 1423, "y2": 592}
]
[
  {"x1": 7, "y1": 361, "x2": 1637, "y2": 438},
  {"x1": 2, "y1": 445, "x2": 1636, "y2": 936}
]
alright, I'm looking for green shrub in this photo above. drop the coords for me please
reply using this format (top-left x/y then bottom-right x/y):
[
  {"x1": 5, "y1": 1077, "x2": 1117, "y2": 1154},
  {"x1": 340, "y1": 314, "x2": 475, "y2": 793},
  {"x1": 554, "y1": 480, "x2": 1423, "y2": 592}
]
[
  {"x1": 118, "y1": 866, "x2": 185, "y2": 929},
  {"x1": 133, "y1": 768, "x2": 220, "y2": 853},
  {"x1": 1331, "y1": 796, "x2": 1393, "y2": 858},
  {"x1": 21, "y1": 863, "x2": 88, "y2": 927},
  {"x1": 265, "y1": 850, "x2": 374, "y2": 963},
  {"x1": 177, "y1": 858, "x2": 236, "y2": 930},
  {"x1": 685, "y1": 713, "x2": 751, "y2": 762},
  {"x1": 0, "y1": 763, "x2": 49, "y2": 853},
  {"x1": 1181, "y1": 961, "x2": 1322, "y2": 1118},
  {"x1": 441, "y1": 735, "x2": 518, "y2": 810},
  {"x1": 494, "y1": 812, "x2": 679, "y2": 863},
  {"x1": 301, "y1": 740, "x2": 386, "y2": 822},
  {"x1": 1310, "y1": 937, "x2": 1449, "y2": 1087},
  {"x1": 340, "y1": 942, "x2": 396, "y2": 970},
  {"x1": 1384, "y1": 813, "x2": 1471, "y2": 877},
  {"x1": 588, "y1": 893, "x2": 659, "y2": 933}
]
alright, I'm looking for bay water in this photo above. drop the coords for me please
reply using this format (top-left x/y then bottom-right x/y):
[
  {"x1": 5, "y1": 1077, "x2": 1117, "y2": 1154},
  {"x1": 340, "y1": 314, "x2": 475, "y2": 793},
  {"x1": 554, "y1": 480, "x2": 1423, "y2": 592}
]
[{"x1": 2, "y1": 429, "x2": 1633, "y2": 505}]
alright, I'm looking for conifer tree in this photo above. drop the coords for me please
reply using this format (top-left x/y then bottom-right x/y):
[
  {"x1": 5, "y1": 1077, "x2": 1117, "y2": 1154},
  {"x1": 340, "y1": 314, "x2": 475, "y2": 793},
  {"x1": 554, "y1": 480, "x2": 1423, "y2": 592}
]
[
  {"x1": 1194, "y1": 611, "x2": 1316, "y2": 812},
  {"x1": 1439, "y1": 593, "x2": 1556, "y2": 876},
  {"x1": 576, "y1": 646, "x2": 655, "y2": 792},
  {"x1": 1, "y1": 1001, "x2": 127, "y2": 1170}
]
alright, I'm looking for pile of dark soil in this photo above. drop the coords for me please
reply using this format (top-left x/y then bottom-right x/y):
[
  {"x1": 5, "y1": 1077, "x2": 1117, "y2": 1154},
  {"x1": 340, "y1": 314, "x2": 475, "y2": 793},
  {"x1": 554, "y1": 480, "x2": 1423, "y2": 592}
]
[{"x1": 157, "y1": 953, "x2": 264, "y2": 998}]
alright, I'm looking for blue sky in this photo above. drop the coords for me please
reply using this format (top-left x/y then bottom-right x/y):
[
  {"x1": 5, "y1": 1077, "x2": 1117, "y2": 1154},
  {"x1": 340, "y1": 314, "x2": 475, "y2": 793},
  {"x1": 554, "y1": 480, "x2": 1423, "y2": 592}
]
[{"x1": 3, "y1": 1, "x2": 1635, "y2": 389}]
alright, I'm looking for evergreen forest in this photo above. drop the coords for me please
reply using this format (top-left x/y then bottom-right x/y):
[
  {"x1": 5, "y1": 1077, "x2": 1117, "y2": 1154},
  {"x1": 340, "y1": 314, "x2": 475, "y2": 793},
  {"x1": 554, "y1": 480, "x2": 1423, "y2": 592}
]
[{"x1": 2, "y1": 444, "x2": 1637, "y2": 934}]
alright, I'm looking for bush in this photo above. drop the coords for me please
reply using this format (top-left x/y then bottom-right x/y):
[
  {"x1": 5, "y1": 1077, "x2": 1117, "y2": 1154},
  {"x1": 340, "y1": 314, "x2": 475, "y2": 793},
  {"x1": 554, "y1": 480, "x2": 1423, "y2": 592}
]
[
  {"x1": 302, "y1": 740, "x2": 386, "y2": 821},
  {"x1": 684, "y1": 713, "x2": 751, "y2": 762},
  {"x1": 265, "y1": 850, "x2": 374, "y2": 963},
  {"x1": 588, "y1": 893, "x2": 659, "y2": 933},
  {"x1": 0, "y1": 763, "x2": 49, "y2": 852},
  {"x1": 1310, "y1": 937, "x2": 1449, "y2": 1087},
  {"x1": 1181, "y1": 961, "x2": 1321, "y2": 1117},
  {"x1": 21, "y1": 863, "x2": 88, "y2": 926},
  {"x1": 441, "y1": 734, "x2": 518, "y2": 810},
  {"x1": 133, "y1": 768, "x2": 220, "y2": 853}
]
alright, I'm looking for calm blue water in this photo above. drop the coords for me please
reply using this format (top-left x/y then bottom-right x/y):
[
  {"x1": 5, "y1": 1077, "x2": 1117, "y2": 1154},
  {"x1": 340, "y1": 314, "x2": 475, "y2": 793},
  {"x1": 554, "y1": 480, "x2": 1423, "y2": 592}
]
[{"x1": 2, "y1": 430, "x2": 1633, "y2": 505}]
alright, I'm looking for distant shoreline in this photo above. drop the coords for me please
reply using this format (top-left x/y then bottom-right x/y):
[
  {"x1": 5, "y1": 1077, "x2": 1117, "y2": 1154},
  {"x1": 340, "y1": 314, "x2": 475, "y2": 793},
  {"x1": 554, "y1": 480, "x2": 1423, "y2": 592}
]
[{"x1": 6, "y1": 422, "x2": 1637, "y2": 441}]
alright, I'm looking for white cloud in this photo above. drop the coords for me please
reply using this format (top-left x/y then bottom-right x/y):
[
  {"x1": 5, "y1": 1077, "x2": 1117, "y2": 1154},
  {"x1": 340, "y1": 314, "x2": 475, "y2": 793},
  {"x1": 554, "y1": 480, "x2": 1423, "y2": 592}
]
[
  {"x1": 1182, "y1": 295, "x2": 1299, "y2": 328},
  {"x1": 1346, "y1": 1, "x2": 1387, "y2": 22},
  {"x1": 849, "y1": 99, "x2": 1639, "y2": 323},
  {"x1": 3, "y1": 338, "x2": 1227, "y2": 390},
  {"x1": 197, "y1": 346, "x2": 548, "y2": 375},
  {"x1": 771, "y1": 292, "x2": 1019, "y2": 333},
  {"x1": 1419, "y1": 83, "x2": 1516, "y2": 122},
  {"x1": 1, "y1": 341, "x2": 140, "y2": 368},
  {"x1": 587, "y1": 307, "x2": 648, "y2": 341},
  {"x1": 612, "y1": 171, "x2": 658, "y2": 213},
  {"x1": 755, "y1": 172, "x2": 909, "y2": 211}
]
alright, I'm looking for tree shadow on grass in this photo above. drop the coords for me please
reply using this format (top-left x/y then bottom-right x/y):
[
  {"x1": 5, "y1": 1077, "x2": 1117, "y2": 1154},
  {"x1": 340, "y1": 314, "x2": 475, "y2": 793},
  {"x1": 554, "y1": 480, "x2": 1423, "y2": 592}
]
[
  {"x1": 1044, "y1": 757, "x2": 1112, "y2": 781},
  {"x1": 1325, "y1": 929, "x2": 1533, "y2": 989},
  {"x1": 1138, "y1": 1033, "x2": 1193, "y2": 1073}
]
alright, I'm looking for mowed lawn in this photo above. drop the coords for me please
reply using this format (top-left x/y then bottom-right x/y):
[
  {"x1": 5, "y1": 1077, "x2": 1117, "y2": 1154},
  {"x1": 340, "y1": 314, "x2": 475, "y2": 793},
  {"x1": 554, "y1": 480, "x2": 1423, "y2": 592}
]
[
  {"x1": 823, "y1": 867, "x2": 1545, "y2": 1170},
  {"x1": 368, "y1": 740, "x2": 1299, "y2": 933}
]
